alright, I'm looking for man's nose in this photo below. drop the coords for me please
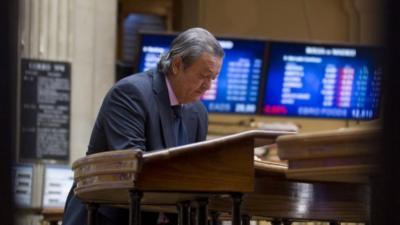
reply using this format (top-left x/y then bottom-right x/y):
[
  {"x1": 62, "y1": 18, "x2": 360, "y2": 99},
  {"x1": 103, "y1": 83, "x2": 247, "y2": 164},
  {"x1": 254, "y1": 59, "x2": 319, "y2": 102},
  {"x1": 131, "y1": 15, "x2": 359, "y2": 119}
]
[{"x1": 203, "y1": 78, "x2": 212, "y2": 90}]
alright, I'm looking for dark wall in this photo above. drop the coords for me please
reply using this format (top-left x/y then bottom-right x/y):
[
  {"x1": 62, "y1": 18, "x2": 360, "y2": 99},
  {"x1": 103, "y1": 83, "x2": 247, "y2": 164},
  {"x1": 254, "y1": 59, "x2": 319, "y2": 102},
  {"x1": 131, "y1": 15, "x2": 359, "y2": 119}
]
[
  {"x1": 372, "y1": 0, "x2": 400, "y2": 225},
  {"x1": 0, "y1": 0, "x2": 17, "y2": 224}
]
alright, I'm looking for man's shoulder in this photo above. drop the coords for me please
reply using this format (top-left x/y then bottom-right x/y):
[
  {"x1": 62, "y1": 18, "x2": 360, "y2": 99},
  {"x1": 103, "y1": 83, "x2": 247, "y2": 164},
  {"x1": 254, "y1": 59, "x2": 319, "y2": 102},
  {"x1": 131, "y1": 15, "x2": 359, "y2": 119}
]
[
  {"x1": 112, "y1": 69, "x2": 159, "y2": 95},
  {"x1": 116, "y1": 70, "x2": 153, "y2": 87}
]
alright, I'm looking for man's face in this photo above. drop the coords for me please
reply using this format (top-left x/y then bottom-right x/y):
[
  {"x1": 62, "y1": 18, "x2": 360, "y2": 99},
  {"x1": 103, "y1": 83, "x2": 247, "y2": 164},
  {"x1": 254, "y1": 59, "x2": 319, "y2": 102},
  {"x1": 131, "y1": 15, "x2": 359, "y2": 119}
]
[{"x1": 169, "y1": 53, "x2": 222, "y2": 104}]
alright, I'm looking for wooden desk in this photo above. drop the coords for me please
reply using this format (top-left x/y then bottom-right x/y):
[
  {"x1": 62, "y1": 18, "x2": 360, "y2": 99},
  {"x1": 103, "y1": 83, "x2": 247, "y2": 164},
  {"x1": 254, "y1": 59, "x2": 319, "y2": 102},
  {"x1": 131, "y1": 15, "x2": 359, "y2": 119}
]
[
  {"x1": 119, "y1": 160, "x2": 368, "y2": 224},
  {"x1": 208, "y1": 160, "x2": 369, "y2": 224},
  {"x1": 72, "y1": 129, "x2": 370, "y2": 225},
  {"x1": 273, "y1": 127, "x2": 380, "y2": 224},
  {"x1": 277, "y1": 127, "x2": 381, "y2": 183},
  {"x1": 73, "y1": 130, "x2": 290, "y2": 225}
]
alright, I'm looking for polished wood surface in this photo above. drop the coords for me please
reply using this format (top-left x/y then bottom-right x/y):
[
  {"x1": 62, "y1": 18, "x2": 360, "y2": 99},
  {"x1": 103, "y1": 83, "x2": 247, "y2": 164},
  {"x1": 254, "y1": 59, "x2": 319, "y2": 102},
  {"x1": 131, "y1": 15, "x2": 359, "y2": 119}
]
[
  {"x1": 73, "y1": 149, "x2": 142, "y2": 203},
  {"x1": 72, "y1": 129, "x2": 369, "y2": 223},
  {"x1": 209, "y1": 160, "x2": 369, "y2": 222},
  {"x1": 137, "y1": 128, "x2": 288, "y2": 192},
  {"x1": 277, "y1": 127, "x2": 381, "y2": 183},
  {"x1": 73, "y1": 130, "x2": 289, "y2": 205},
  {"x1": 138, "y1": 160, "x2": 369, "y2": 222},
  {"x1": 137, "y1": 138, "x2": 254, "y2": 192}
]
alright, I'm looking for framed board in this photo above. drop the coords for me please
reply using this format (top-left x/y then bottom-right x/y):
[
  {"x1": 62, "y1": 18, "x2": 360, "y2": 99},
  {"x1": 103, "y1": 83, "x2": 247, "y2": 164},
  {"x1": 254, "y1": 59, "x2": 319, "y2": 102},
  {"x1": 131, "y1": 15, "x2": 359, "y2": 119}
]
[{"x1": 19, "y1": 59, "x2": 71, "y2": 161}]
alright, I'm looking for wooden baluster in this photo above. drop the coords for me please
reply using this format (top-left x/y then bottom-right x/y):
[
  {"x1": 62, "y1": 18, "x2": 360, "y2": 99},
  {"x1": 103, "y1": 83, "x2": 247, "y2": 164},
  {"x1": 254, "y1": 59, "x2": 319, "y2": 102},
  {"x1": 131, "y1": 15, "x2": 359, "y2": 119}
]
[
  {"x1": 177, "y1": 201, "x2": 191, "y2": 225},
  {"x1": 129, "y1": 189, "x2": 143, "y2": 225},
  {"x1": 271, "y1": 218, "x2": 282, "y2": 225},
  {"x1": 196, "y1": 198, "x2": 209, "y2": 225},
  {"x1": 190, "y1": 206, "x2": 197, "y2": 225},
  {"x1": 242, "y1": 214, "x2": 251, "y2": 225},
  {"x1": 231, "y1": 193, "x2": 243, "y2": 225}
]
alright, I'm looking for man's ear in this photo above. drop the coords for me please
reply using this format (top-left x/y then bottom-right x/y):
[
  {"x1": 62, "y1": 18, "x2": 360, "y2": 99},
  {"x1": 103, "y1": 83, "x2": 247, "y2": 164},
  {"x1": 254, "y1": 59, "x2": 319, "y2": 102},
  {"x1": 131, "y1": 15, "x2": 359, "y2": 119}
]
[{"x1": 171, "y1": 56, "x2": 182, "y2": 75}]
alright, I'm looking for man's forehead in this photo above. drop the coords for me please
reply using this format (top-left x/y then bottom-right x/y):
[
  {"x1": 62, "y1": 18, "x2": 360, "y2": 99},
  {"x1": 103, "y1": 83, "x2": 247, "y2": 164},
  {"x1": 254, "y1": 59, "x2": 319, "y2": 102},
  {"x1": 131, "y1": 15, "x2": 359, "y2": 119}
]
[{"x1": 202, "y1": 54, "x2": 221, "y2": 65}]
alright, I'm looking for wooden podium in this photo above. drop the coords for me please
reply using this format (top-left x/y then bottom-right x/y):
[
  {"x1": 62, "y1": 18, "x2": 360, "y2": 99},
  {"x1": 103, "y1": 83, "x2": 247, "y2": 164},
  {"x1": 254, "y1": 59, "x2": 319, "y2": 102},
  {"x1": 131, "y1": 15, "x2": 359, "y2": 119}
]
[
  {"x1": 73, "y1": 130, "x2": 290, "y2": 225},
  {"x1": 277, "y1": 126, "x2": 381, "y2": 183},
  {"x1": 72, "y1": 129, "x2": 371, "y2": 225}
]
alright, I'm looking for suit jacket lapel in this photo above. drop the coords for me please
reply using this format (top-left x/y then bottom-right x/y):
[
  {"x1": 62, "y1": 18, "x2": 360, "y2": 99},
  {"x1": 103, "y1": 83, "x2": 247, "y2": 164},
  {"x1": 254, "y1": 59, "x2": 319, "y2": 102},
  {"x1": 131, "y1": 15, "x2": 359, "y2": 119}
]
[
  {"x1": 151, "y1": 69, "x2": 175, "y2": 148},
  {"x1": 182, "y1": 104, "x2": 198, "y2": 142}
]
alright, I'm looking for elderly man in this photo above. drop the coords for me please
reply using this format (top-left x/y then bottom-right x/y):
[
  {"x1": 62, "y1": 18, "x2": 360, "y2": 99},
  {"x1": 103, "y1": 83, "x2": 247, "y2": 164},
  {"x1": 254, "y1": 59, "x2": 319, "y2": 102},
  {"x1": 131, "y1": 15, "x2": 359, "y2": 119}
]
[{"x1": 62, "y1": 27, "x2": 224, "y2": 225}]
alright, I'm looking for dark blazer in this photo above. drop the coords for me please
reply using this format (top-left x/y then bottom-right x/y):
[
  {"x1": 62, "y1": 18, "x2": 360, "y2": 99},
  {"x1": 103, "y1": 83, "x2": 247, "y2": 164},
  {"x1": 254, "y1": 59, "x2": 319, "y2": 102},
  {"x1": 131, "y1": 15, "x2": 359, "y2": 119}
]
[{"x1": 62, "y1": 69, "x2": 208, "y2": 225}]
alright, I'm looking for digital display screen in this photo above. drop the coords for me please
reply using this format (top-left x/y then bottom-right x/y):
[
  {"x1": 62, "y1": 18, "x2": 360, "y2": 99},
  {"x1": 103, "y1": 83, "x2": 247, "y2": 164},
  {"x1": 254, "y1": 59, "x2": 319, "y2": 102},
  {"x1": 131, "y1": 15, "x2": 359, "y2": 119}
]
[
  {"x1": 137, "y1": 33, "x2": 266, "y2": 114},
  {"x1": 262, "y1": 42, "x2": 382, "y2": 120},
  {"x1": 138, "y1": 34, "x2": 175, "y2": 72}
]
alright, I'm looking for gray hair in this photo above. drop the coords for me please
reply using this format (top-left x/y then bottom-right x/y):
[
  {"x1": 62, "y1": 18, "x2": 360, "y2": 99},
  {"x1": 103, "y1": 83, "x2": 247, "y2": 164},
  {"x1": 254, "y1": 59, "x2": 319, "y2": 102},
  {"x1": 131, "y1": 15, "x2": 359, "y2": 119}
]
[{"x1": 157, "y1": 27, "x2": 224, "y2": 75}]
